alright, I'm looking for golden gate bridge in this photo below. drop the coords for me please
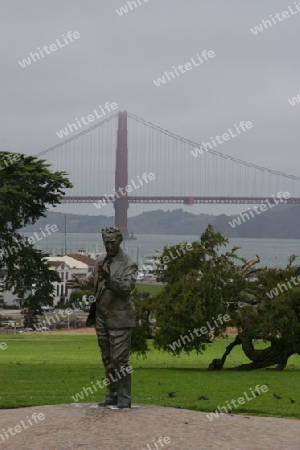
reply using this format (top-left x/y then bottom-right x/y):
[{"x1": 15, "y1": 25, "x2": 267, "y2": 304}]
[{"x1": 36, "y1": 111, "x2": 300, "y2": 237}]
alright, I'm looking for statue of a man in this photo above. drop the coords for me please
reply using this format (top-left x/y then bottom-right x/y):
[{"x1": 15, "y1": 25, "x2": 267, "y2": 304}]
[{"x1": 67, "y1": 226, "x2": 138, "y2": 408}]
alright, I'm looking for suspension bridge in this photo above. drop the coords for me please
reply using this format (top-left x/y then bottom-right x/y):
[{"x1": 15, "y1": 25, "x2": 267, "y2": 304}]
[{"x1": 36, "y1": 111, "x2": 300, "y2": 237}]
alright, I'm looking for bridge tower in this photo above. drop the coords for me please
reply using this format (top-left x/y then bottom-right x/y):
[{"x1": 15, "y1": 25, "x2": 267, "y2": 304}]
[{"x1": 114, "y1": 110, "x2": 129, "y2": 237}]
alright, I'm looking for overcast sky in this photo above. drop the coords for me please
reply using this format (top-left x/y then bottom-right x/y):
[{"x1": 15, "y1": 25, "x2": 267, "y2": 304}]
[{"x1": 1, "y1": 0, "x2": 300, "y2": 218}]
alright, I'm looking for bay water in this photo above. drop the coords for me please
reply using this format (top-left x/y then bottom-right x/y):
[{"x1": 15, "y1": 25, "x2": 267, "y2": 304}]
[{"x1": 24, "y1": 232, "x2": 300, "y2": 269}]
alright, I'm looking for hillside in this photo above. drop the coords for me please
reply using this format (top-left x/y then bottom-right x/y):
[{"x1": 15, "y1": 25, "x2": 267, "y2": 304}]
[{"x1": 22, "y1": 206, "x2": 300, "y2": 238}]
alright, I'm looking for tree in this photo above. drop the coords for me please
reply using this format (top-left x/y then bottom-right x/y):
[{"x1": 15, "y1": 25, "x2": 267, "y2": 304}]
[
  {"x1": 0, "y1": 151, "x2": 72, "y2": 326},
  {"x1": 130, "y1": 289, "x2": 154, "y2": 356},
  {"x1": 0, "y1": 152, "x2": 71, "y2": 231},
  {"x1": 211, "y1": 258, "x2": 300, "y2": 370},
  {"x1": 69, "y1": 290, "x2": 94, "y2": 306},
  {"x1": 152, "y1": 225, "x2": 300, "y2": 370},
  {"x1": 67, "y1": 290, "x2": 95, "y2": 316},
  {"x1": 153, "y1": 225, "x2": 239, "y2": 355}
]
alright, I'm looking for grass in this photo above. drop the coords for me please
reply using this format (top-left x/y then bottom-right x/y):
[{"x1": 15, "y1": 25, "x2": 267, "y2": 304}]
[
  {"x1": 136, "y1": 283, "x2": 163, "y2": 296},
  {"x1": 0, "y1": 333, "x2": 299, "y2": 419}
]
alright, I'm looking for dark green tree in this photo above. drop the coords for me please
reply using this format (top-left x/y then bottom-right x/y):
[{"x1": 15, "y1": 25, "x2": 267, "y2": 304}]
[
  {"x1": 130, "y1": 288, "x2": 155, "y2": 356},
  {"x1": 213, "y1": 258, "x2": 300, "y2": 370},
  {"x1": 69, "y1": 290, "x2": 93, "y2": 305},
  {"x1": 153, "y1": 225, "x2": 240, "y2": 355},
  {"x1": 152, "y1": 225, "x2": 300, "y2": 370},
  {"x1": 0, "y1": 151, "x2": 72, "y2": 326}
]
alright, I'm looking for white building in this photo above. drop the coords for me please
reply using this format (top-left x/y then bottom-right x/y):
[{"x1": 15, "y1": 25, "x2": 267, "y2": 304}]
[
  {"x1": 0, "y1": 251, "x2": 98, "y2": 307},
  {"x1": 46, "y1": 252, "x2": 96, "y2": 305}
]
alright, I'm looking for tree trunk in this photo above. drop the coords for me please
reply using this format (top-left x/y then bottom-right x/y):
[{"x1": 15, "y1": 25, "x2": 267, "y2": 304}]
[
  {"x1": 208, "y1": 335, "x2": 241, "y2": 370},
  {"x1": 208, "y1": 332, "x2": 292, "y2": 371},
  {"x1": 236, "y1": 332, "x2": 291, "y2": 370}
]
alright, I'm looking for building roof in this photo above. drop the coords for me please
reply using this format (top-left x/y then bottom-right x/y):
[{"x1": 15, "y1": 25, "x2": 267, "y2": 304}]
[
  {"x1": 46, "y1": 254, "x2": 96, "y2": 269},
  {"x1": 66, "y1": 254, "x2": 96, "y2": 266},
  {"x1": 48, "y1": 261, "x2": 62, "y2": 268}
]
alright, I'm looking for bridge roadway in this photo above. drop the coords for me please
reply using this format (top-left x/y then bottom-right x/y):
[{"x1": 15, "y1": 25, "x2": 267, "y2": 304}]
[{"x1": 62, "y1": 195, "x2": 300, "y2": 204}]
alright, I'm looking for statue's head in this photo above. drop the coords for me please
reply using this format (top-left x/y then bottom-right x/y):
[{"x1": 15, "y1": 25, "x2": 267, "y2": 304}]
[{"x1": 101, "y1": 226, "x2": 123, "y2": 257}]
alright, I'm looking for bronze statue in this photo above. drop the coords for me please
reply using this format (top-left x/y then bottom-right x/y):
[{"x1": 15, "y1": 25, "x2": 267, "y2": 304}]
[{"x1": 67, "y1": 226, "x2": 138, "y2": 408}]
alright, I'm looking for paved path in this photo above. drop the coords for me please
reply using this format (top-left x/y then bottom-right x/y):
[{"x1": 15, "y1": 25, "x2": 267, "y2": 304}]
[{"x1": 0, "y1": 403, "x2": 298, "y2": 450}]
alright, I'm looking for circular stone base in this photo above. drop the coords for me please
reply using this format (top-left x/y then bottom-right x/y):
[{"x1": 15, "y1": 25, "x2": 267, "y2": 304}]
[{"x1": 70, "y1": 402, "x2": 140, "y2": 409}]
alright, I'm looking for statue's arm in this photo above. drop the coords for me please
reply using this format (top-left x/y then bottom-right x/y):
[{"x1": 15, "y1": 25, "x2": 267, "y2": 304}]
[
  {"x1": 67, "y1": 267, "x2": 96, "y2": 291},
  {"x1": 79, "y1": 270, "x2": 95, "y2": 291}
]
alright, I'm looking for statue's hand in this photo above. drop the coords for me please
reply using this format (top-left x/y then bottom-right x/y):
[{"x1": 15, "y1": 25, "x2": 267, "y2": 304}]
[
  {"x1": 98, "y1": 265, "x2": 110, "y2": 281},
  {"x1": 66, "y1": 275, "x2": 81, "y2": 289}
]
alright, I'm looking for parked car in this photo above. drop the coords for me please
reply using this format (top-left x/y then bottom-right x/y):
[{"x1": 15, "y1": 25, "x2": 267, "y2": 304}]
[
  {"x1": 21, "y1": 308, "x2": 40, "y2": 314},
  {"x1": 0, "y1": 321, "x2": 15, "y2": 327},
  {"x1": 41, "y1": 305, "x2": 54, "y2": 312},
  {"x1": 144, "y1": 273, "x2": 156, "y2": 280},
  {"x1": 1, "y1": 321, "x2": 22, "y2": 328}
]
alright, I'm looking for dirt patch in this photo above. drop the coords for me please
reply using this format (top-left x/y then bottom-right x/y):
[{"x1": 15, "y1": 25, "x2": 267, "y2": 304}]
[
  {"x1": 44, "y1": 327, "x2": 96, "y2": 335},
  {"x1": 225, "y1": 327, "x2": 238, "y2": 335}
]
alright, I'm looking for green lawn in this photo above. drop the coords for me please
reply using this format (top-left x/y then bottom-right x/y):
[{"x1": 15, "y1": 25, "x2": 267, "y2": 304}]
[
  {"x1": 0, "y1": 334, "x2": 299, "y2": 419},
  {"x1": 136, "y1": 283, "x2": 163, "y2": 295}
]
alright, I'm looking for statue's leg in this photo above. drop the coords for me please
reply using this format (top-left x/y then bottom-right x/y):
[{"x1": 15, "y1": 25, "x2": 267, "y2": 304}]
[
  {"x1": 109, "y1": 328, "x2": 133, "y2": 408},
  {"x1": 96, "y1": 314, "x2": 117, "y2": 405}
]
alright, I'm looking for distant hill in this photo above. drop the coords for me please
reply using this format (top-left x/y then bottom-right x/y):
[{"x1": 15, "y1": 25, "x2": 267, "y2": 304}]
[
  {"x1": 22, "y1": 205, "x2": 300, "y2": 238},
  {"x1": 213, "y1": 204, "x2": 300, "y2": 239}
]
